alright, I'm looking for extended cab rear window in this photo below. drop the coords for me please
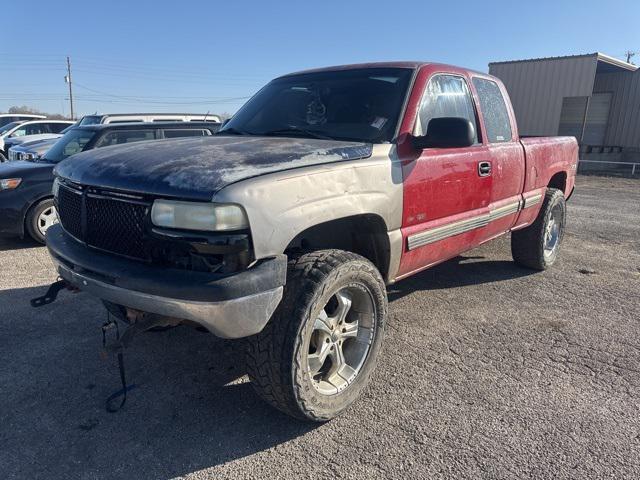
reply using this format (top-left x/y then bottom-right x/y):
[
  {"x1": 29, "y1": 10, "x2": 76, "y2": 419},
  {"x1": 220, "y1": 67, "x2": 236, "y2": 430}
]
[{"x1": 472, "y1": 78, "x2": 513, "y2": 143}]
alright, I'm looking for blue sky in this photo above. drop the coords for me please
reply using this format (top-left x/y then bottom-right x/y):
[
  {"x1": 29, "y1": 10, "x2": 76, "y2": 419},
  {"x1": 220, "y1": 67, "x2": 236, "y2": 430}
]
[{"x1": 2, "y1": 0, "x2": 639, "y2": 117}]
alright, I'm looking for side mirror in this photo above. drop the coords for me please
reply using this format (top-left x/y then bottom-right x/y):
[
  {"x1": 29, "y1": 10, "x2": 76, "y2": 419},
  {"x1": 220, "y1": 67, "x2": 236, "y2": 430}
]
[{"x1": 412, "y1": 117, "x2": 475, "y2": 150}]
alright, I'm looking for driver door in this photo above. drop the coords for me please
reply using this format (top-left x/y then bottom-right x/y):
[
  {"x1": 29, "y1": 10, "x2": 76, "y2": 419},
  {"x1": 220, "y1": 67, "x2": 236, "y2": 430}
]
[{"x1": 398, "y1": 73, "x2": 492, "y2": 278}]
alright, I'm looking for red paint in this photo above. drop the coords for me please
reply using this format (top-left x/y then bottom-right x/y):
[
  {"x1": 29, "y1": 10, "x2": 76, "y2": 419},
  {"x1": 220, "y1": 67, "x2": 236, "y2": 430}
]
[{"x1": 395, "y1": 64, "x2": 578, "y2": 279}]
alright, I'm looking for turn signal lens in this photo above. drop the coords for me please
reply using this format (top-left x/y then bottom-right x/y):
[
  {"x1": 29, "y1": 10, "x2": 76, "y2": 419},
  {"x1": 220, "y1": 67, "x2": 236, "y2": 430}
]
[{"x1": 0, "y1": 178, "x2": 22, "y2": 190}]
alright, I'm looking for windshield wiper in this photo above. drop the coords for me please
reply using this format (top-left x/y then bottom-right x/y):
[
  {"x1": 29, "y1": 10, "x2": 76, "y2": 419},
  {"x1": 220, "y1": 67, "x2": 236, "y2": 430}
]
[{"x1": 259, "y1": 127, "x2": 335, "y2": 141}]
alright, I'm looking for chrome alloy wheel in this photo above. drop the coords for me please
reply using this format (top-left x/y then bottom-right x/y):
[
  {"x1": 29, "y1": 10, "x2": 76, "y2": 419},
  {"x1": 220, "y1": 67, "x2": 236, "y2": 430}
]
[
  {"x1": 306, "y1": 284, "x2": 376, "y2": 395},
  {"x1": 37, "y1": 206, "x2": 58, "y2": 237},
  {"x1": 543, "y1": 205, "x2": 561, "y2": 258}
]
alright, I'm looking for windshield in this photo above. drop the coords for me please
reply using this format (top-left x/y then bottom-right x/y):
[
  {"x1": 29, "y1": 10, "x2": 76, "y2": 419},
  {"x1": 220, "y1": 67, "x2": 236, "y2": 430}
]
[
  {"x1": 0, "y1": 121, "x2": 22, "y2": 135},
  {"x1": 43, "y1": 128, "x2": 96, "y2": 163},
  {"x1": 79, "y1": 115, "x2": 102, "y2": 125},
  {"x1": 220, "y1": 68, "x2": 413, "y2": 143}
]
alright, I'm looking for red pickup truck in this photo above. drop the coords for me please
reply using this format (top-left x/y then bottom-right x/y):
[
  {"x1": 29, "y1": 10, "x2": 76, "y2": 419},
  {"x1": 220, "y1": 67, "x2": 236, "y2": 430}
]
[{"x1": 43, "y1": 61, "x2": 578, "y2": 420}]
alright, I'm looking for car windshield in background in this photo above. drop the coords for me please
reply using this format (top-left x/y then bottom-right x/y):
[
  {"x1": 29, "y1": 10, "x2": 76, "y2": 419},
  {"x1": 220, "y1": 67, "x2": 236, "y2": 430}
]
[
  {"x1": 60, "y1": 124, "x2": 77, "y2": 134},
  {"x1": 43, "y1": 128, "x2": 95, "y2": 163},
  {"x1": 220, "y1": 68, "x2": 414, "y2": 143},
  {"x1": 0, "y1": 122, "x2": 22, "y2": 135},
  {"x1": 79, "y1": 115, "x2": 102, "y2": 126}
]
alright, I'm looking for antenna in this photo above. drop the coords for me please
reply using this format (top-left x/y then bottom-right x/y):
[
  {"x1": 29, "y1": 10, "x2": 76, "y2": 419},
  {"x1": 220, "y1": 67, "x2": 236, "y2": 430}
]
[{"x1": 625, "y1": 51, "x2": 636, "y2": 64}]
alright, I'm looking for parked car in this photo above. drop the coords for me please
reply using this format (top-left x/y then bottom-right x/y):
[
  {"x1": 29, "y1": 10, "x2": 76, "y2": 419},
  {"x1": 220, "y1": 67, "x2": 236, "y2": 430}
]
[
  {"x1": 7, "y1": 137, "x2": 60, "y2": 161},
  {"x1": 42, "y1": 62, "x2": 577, "y2": 420},
  {"x1": 0, "y1": 120, "x2": 74, "y2": 160},
  {"x1": 0, "y1": 121, "x2": 219, "y2": 243},
  {"x1": 0, "y1": 113, "x2": 46, "y2": 128},
  {"x1": 78, "y1": 113, "x2": 221, "y2": 125},
  {"x1": 5, "y1": 123, "x2": 78, "y2": 161}
]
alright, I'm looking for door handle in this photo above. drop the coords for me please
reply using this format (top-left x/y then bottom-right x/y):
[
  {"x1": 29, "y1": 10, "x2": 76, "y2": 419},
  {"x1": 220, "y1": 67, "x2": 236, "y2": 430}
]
[{"x1": 478, "y1": 161, "x2": 492, "y2": 177}]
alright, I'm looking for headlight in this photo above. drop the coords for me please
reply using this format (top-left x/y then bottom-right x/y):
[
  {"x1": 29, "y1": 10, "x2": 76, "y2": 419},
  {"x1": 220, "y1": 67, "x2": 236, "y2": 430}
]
[
  {"x1": 0, "y1": 178, "x2": 22, "y2": 190},
  {"x1": 151, "y1": 200, "x2": 248, "y2": 231},
  {"x1": 52, "y1": 178, "x2": 60, "y2": 198},
  {"x1": 22, "y1": 152, "x2": 37, "y2": 160}
]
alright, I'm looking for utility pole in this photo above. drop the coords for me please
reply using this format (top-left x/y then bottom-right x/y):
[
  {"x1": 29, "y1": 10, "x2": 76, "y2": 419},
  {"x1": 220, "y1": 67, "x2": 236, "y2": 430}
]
[
  {"x1": 65, "y1": 56, "x2": 75, "y2": 119},
  {"x1": 625, "y1": 51, "x2": 636, "y2": 64}
]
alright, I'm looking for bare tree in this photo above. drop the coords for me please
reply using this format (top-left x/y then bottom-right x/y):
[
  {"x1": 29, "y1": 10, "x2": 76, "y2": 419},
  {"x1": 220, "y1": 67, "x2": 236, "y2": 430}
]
[{"x1": 3, "y1": 105, "x2": 70, "y2": 120}]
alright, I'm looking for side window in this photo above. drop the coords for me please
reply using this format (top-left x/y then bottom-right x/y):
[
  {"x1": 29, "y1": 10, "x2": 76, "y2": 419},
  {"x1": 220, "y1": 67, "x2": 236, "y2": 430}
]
[
  {"x1": 26, "y1": 124, "x2": 49, "y2": 135},
  {"x1": 162, "y1": 129, "x2": 209, "y2": 138},
  {"x1": 416, "y1": 74, "x2": 479, "y2": 143},
  {"x1": 10, "y1": 126, "x2": 27, "y2": 137},
  {"x1": 48, "y1": 123, "x2": 69, "y2": 134},
  {"x1": 95, "y1": 130, "x2": 156, "y2": 148},
  {"x1": 472, "y1": 78, "x2": 513, "y2": 143}
]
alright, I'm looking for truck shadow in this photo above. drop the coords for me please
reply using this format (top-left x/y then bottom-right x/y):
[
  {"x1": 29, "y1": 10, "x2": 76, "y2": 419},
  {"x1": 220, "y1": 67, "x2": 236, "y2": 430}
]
[
  {"x1": 1, "y1": 254, "x2": 534, "y2": 478},
  {"x1": 0, "y1": 285, "x2": 317, "y2": 479},
  {"x1": 387, "y1": 254, "x2": 537, "y2": 302}
]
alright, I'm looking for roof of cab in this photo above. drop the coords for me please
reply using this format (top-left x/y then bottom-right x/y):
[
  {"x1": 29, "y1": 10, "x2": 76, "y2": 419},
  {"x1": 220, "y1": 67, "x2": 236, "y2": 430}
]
[
  {"x1": 279, "y1": 61, "x2": 428, "y2": 78},
  {"x1": 278, "y1": 61, "x2": 488, "y2": 78}
]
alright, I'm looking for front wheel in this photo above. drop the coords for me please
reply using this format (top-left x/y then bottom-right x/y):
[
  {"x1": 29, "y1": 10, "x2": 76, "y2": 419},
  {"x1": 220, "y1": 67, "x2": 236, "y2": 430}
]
[
  {"x1": 26, "y1": 199, "x2": 58, "y2": 244},
  {"x1": 511, "y1": 188, "x2": 566, "y2": 270},
  {"x1": 246, "y1": 250, "x2": 387, "y2": 421}
]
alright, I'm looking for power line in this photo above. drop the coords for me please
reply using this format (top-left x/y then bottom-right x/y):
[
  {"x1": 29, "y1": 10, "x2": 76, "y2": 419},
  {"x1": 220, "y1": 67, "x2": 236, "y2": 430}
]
[{"x1": 73, "y1": 82, "x2": 250, "y2": 105}]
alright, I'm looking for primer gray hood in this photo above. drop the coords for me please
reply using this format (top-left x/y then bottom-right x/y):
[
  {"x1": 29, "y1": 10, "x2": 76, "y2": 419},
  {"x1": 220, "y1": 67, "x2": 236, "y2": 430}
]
[{"x1": 54, "y1": 136, "x2": 373, "y2": 201}]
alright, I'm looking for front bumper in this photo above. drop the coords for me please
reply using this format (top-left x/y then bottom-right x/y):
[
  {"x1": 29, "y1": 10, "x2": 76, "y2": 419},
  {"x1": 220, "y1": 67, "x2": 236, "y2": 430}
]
[
  {"x1": 0, "y1": 189, "x2": 27, "y2": 236},
  {"x1": 46, "y1": 225, "x2": 287, "y2": 338}
]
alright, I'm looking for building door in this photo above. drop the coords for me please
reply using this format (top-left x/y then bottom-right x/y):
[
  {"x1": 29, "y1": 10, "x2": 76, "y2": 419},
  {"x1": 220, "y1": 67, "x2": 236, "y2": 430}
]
[
  {"x1": 558, "y1": 96, "x2": 588, "y2": 139},
  {"x1": 583, "y1": 92, "x2": 612, "y2": 146}
]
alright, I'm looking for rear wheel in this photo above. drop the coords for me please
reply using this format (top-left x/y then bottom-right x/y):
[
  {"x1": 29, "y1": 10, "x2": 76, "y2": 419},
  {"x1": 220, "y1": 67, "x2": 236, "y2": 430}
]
[
  {"x1": 26, "y1": 198, "x2": 58, "y2": 244},
  {"x1": 246, "y1": 250, "x2": 387, "y2": 421},
  {"x1": 511, "y1": 188, "x2": 566, "y2": 270}
]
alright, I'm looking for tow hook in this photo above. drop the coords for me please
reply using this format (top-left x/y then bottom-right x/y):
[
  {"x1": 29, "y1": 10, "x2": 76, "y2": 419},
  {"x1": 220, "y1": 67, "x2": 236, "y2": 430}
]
[{"x1": 30, "y1": 278, "x2": 79, "y2": 307}]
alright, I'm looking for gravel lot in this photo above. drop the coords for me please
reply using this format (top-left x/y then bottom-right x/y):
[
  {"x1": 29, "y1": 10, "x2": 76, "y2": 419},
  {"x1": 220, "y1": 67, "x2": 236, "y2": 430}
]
[{"x1": 1, "y1": 175, "x2": 639, "y2": 480}]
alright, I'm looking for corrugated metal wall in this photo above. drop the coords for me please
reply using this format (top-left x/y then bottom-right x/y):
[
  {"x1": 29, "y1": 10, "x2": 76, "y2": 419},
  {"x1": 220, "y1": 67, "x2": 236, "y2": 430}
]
[
  {"x1": 594, "y1": 71, "x2": 640, "y2": 148},
  {"x1": 489, "y1": 55, "x2": 598, "y2": 136}
]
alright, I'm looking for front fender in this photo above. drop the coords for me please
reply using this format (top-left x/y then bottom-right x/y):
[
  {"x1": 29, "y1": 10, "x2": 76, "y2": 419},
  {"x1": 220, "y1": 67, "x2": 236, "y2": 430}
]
[{"x1": 212, "y1": 145, "x2": 404, "y2": 260}]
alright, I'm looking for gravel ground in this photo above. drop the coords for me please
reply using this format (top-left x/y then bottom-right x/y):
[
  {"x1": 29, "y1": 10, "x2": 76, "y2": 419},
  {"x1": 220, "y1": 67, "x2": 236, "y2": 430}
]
[{"x1": 1, "y1": 175, "x2": 639, "y2": 480}]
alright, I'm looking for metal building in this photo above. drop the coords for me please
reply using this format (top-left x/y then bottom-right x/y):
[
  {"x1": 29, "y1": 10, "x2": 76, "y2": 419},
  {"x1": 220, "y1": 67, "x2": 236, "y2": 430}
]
[{"x1": 489, "y1": 53, "x2": 640, "y2": 171}]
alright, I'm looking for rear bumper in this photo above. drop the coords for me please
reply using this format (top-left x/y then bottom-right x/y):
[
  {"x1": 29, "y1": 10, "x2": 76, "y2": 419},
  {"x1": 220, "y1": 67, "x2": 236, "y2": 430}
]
[{"x1": 46, "y1": 225, "x2": 286, "y2": 338}]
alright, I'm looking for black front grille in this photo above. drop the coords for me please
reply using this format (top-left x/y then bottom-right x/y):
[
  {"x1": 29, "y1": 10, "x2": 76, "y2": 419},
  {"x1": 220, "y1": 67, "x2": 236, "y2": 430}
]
[
  {"x1": 57, "y1": 186, "x2": 83, "y2": 239},
  {"x1": 86, "y1": 196, "x2": 149, "y2": 259},
  {"x1": 57, "y1": 184, "x2": 151, "y2": 261}
]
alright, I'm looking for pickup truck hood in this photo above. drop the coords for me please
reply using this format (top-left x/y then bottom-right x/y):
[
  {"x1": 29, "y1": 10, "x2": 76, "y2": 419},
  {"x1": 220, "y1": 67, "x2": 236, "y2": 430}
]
[{"x1": 54, "y1": 136, "x2": 373, "y2": 201}]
